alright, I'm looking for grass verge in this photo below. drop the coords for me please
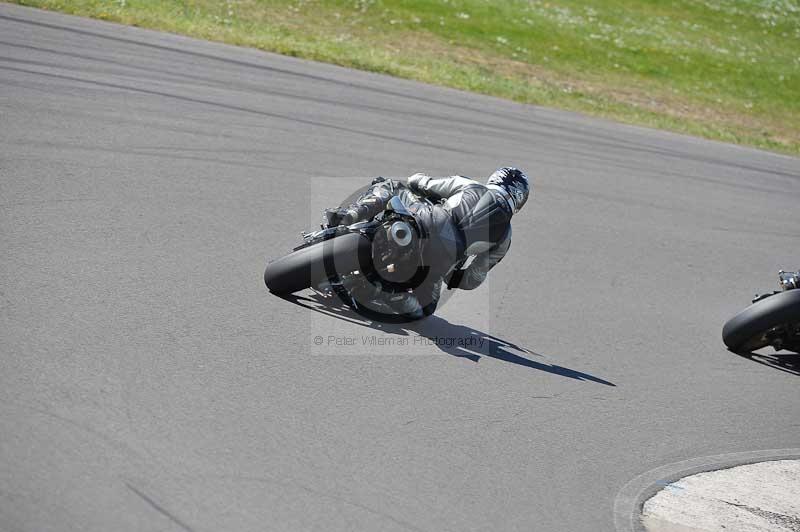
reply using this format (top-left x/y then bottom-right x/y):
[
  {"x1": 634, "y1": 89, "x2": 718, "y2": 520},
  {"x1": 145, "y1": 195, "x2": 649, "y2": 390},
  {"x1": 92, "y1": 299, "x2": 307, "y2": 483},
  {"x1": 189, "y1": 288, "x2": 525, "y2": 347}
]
[{"x1": 7, "y1": 0, "x2": 800, "y2": 154}]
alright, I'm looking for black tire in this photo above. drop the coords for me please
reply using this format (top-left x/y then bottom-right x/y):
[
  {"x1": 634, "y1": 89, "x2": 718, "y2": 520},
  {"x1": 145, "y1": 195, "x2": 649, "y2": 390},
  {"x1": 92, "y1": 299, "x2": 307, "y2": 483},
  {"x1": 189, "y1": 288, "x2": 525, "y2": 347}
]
[
  {"x1": 722, "y1": 290, "x2": 800, "y2": 352},
  {"x1": 264, "y1": 232, "x2": 373, "y2": 294}
]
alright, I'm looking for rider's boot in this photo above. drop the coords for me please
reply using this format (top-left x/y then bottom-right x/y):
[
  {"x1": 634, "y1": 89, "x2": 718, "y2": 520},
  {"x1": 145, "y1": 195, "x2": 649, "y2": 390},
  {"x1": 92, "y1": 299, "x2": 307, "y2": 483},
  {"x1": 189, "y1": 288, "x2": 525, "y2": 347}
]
[
  {"x1": 325, "y1": 196, "x2": 387, "y2": 227},
  {"x1": 324, "y1": 208, "x2": 350, "y2": 227}
]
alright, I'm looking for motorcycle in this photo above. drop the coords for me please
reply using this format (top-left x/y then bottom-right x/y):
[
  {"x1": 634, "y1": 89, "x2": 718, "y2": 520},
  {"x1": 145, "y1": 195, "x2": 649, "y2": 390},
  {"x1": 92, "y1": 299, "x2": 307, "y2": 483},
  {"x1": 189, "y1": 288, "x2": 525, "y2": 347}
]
[
  {"x1": 264, "y1": 187, "x2": 441, "y2": 315},
  {"x1": 722, "y1": 270, "x2": 800, "y2": 353}
]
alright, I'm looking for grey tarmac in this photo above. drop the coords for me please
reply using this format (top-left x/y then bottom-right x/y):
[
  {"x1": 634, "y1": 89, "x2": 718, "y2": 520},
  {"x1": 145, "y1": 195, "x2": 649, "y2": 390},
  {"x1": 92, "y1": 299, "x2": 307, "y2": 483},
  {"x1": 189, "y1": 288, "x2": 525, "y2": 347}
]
[{"x1": 1, "y1": 4, "x2": 799, "y2": 532}]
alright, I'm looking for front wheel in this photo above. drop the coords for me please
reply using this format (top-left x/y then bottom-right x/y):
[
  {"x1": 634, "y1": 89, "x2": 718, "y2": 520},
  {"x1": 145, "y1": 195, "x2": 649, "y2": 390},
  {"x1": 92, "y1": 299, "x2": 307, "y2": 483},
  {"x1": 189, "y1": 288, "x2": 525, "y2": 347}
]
[
  {"x1": 264, "y1": 232, "x2": 373, "y2": 294},
  {"x1": 722, "y1": 290, "x2": 800, "y2": 352}
]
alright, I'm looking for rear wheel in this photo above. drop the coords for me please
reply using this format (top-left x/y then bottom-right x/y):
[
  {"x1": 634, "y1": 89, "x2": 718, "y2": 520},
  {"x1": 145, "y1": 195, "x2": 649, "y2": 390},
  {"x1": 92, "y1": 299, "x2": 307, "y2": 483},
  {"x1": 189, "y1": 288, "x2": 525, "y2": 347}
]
[
  {"x1": 264, "y1": 232, "x2": 372, "y2": 294},
  {"x1": 722, "y1": 290, "x2": 800, "y2": 352}
]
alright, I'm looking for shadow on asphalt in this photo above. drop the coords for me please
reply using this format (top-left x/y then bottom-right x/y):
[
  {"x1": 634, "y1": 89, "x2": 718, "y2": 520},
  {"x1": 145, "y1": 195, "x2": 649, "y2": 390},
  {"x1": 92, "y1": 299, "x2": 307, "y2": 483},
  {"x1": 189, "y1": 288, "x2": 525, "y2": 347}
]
[
  {"x1": 731, "y1": 350, "x2": 800, "y2": 377},
  {"x1": 278, "y1": 292, "x2": 616, "y2": 386}
]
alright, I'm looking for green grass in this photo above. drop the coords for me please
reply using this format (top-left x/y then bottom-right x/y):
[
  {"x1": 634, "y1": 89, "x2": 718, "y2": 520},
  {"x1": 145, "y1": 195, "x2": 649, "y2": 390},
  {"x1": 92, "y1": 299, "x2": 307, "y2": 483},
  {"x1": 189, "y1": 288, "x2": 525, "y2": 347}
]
[{"x1": 9, "y1": 0, "x2": 800, "y2": 154}]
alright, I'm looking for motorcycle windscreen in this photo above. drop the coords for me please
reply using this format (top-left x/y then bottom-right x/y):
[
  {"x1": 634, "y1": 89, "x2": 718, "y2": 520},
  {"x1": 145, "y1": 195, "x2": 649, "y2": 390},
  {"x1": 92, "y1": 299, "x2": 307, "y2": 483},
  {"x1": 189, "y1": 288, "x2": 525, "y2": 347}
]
[{"x1": 386, "y1": 195, "x2": 412, "y2": 217}]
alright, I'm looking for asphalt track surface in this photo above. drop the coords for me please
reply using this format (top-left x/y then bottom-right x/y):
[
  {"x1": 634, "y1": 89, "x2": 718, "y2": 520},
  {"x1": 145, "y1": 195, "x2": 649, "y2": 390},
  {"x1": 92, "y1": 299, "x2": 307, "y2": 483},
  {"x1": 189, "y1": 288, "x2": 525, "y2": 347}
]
[{"x1": 1, "y1": 4, "x2": 799, "y2": 532}]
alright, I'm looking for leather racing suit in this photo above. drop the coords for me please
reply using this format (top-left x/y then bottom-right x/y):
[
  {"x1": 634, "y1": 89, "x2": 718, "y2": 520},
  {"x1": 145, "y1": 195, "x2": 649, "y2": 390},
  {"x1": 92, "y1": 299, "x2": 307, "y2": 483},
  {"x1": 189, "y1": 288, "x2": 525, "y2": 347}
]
[{"x1": 336, "y1": 172, "x2": 514, "y2": 320}]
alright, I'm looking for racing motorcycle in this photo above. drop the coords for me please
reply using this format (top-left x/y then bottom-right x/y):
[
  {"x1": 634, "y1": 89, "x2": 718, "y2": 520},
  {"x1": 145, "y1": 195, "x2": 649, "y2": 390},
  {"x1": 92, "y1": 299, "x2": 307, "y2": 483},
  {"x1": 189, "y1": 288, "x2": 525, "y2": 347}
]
[
  {"x1": 264, "y1": 187, "x2": 439, "y2": 315},
  {"x1": 722, "y1": 270, "x2": 800, "y2": 353}
]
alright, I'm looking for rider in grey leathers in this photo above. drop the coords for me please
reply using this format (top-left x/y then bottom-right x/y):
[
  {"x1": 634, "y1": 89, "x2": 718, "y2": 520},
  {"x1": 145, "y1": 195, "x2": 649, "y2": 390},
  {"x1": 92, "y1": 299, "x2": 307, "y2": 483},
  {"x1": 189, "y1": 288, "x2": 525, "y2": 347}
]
[{"x1": 326, "y1": 167, "x2": 531, "y2": 320}]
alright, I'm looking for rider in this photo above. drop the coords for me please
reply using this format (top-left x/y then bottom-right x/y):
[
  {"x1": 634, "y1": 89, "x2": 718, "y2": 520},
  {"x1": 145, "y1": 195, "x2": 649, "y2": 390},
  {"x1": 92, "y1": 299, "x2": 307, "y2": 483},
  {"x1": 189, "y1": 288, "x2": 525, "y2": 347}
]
[{"x1": 326, "y1": 167, "x2": 530, "y2": 320}]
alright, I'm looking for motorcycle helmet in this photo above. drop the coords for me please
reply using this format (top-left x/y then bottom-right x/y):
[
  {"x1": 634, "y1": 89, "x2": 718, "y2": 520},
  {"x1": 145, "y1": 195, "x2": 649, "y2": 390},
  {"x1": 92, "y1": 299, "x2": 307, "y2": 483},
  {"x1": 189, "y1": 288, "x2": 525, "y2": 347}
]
[{"x1": 486, "y1": 167, "x2": 530, "y2": 213}]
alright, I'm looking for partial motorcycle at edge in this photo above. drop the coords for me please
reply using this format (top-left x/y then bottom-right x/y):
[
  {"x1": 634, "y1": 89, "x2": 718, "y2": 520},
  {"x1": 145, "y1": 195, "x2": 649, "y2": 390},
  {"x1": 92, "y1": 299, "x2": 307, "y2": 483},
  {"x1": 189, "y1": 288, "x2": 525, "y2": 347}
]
[{"x1": 722, "y1": 270, "x2": 800, "y2": 353}]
